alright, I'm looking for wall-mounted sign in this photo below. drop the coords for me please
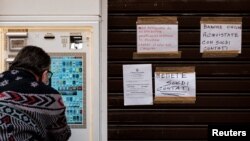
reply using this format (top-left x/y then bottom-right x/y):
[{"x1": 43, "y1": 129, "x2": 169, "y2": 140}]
[
  {"x1": 123, "y1": 64, "x2": 153, "y2": 106},
  {"x1": 154, "y1": 67, "x2": 196, "y2": 104},
  {"x1": 134, "y1": 17, "x2": 181, "y2": 59},
  {"x1": 200, "y1": 17, "x2": 242, "y2": 57}
]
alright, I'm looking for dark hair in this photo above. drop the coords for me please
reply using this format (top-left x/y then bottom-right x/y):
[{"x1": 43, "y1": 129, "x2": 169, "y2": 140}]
[{"x1": 10, "y1": 45, "x2": 51, "y2": 77}]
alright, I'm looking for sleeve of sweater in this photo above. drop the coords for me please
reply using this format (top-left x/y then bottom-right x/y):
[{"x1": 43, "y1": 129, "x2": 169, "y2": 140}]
[{"x1": 46, "y1": 108, "x2": 72, "y2": 141}]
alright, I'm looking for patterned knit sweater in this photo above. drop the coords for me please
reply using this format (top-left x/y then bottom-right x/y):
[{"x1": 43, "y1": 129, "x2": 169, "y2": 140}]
[{"x1": 0, "y1": 69, "x2": 71, "y2": 141}]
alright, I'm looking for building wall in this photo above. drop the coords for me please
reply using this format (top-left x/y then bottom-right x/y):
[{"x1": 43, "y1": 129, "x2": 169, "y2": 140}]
[{"x1": 108, "y1": 0, "x2": 250, "y2": 140}]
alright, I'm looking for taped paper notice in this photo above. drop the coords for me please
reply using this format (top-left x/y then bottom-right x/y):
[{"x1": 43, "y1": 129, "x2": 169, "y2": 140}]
[
  {"x1": 200, "y1": 17, "x2": 242, "y2": 54},
  {"x1": 154, "y1": 67, "x2": 196, "y2": 104},
  {"x1": 137, "y1": 24, "x2": 178, "y2": 53},
  {"x1": 136, "y1": 16, "x2": 178, "y2": 54}
]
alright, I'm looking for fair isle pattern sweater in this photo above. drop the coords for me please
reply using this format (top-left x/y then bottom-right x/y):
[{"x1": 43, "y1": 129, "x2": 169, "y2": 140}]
[{"x1": 0, "y1": 69, "x2": 71, "y2": 141}]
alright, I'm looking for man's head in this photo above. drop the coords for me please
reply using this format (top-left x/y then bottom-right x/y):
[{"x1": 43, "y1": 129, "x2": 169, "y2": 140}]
[{"x1": 10, "y1": 45, "x2": 52, "y2": 85}]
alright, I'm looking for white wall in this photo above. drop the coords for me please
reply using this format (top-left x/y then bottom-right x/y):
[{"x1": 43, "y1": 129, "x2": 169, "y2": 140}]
[{"x1": 0, "y1": 0, "x2": 100, "y2": 16}]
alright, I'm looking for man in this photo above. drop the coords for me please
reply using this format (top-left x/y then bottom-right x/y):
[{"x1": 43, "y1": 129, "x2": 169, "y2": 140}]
[{"x1": 0, "y1": 46, "x2": 71, "y2": 141}]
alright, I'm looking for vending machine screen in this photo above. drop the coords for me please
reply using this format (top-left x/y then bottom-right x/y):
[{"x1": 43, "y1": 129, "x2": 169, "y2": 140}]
[{"x1": 50, "y1": 54, "x2": 86, "y2": 127}]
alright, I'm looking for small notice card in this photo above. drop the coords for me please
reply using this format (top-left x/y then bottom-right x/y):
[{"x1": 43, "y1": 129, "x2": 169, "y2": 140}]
[
  {"x1": 154, "y1": 67, "x2": 196, "y2": 104},
  {"x1": 123, "y1": 64, "x2": 153, "y2": 106},
  {"x1": 200, "y1": 17, "x2": 242, "y2": 53}
]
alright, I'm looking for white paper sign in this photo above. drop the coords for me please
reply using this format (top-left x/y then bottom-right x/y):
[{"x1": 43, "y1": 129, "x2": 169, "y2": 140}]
[
  {"x1": 155, "y1": 71, "x2": 196, "y2": 97},
  {"x1": 200, "y1": 24, "x2": 242, "y2": 53},
  {"x1": 137, "y1": 24, "x2": 178, "y2": 53},
  {"x1": 123, "y1": 64, "x2": 153, "y2": 105}
]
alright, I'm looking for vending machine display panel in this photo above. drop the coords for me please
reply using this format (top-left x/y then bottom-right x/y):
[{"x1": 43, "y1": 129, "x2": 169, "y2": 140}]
[{"x1": 50, "y1": 53, "x2": 86, "y2": 128}]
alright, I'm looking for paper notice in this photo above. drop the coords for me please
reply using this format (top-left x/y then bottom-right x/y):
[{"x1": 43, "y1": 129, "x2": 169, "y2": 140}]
[
  {"x1": 137, "y1": 24, "x2": 178, "y2": 53},
  {"x1": 123, "y1": 64, "x2": 153, "y2": 105},
  {"x1": 200, "y1": 24, "x2": 242, "y2": 53},
  {"x1": 155, "y1": 71, "x2": 196, "y2": 97}
]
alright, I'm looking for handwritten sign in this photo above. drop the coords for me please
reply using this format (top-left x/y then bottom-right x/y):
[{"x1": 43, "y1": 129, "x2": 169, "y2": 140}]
[
  {"x1": 137, "y1": 24, "x2": 178, "y2": 53},
  {"x1": 123, "y1": 64, "x2": 153, "y2": 106},
  {"x1": 200, "y1": 24, "x2": 242, "y2": 53},
  {"x1": 154, "y1": 67, "x2": 196, "y2": 98}
]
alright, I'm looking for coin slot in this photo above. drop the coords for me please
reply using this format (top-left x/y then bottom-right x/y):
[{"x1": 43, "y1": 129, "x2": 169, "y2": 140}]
[{"x1": 44, "y1": 33, "x2": 55, "y2": 39}]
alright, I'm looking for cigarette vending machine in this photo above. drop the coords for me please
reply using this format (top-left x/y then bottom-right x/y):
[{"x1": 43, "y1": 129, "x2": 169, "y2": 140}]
[{"x1": 0, "y1": 0, "x2": 107, "y2": 140}]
